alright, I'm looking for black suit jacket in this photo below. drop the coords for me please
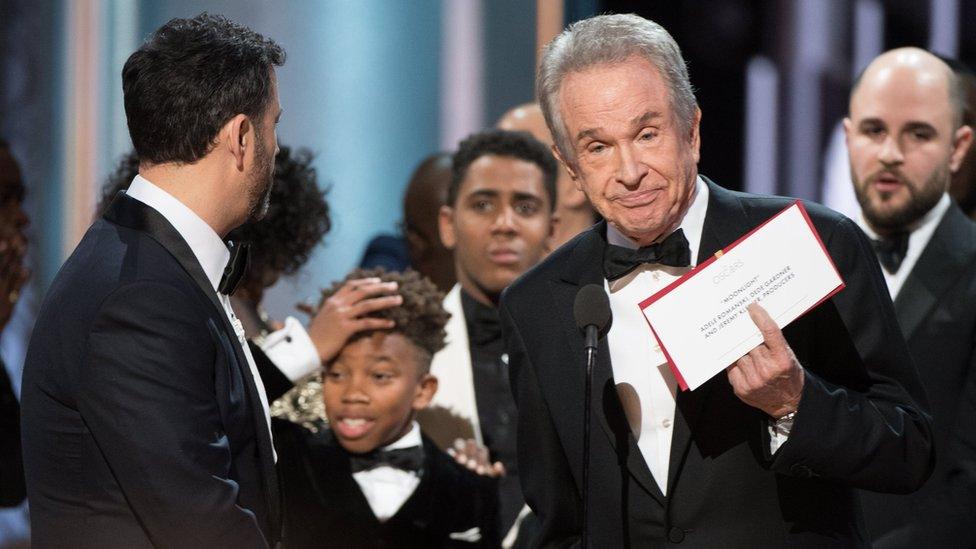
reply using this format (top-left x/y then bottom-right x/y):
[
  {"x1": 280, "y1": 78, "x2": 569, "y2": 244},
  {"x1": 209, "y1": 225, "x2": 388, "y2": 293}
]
[
  {"x1": 0, "y1": 358, "x2": 25, "y2": 506},
  {"x1": 500, "y1": 179, "x2": 934, "y2": 548},
  {"x1": 20, "y1": 194, "x2": 280, "y2": 548},
  {"x1": 273, "y1": 419, "x2": 500, "y2": 549},
  {"x1": 861, "y1": 203, "x2": 976, "y2": 548}
]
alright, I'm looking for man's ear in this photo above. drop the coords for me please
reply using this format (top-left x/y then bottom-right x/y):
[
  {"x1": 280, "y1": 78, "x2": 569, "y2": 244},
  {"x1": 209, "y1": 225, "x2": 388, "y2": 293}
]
[
  {"x1": 842, "y1": 117, "x2": 854, "y2": 146},
  {"x1": 551, "y1": 144, "x2": 582, "y2": 191},
  {"x1": 438, "y1": 205, "x2": 457, "y2": 250},
  {"x1": 413, "y1": 373, "x2": 439, "y2": 410},
  {"x1": 224, "y1": 114, "x2": 250, "y2": 171},
  {"x1": 950, "y1": 125, "x2": 974, "y2": 173},
  {"x1": 546, "y1": 211, "x2": 560, "y2": 252},
  {"x1": 689, "y1": 107, "x2": 702, "y2": 164}
]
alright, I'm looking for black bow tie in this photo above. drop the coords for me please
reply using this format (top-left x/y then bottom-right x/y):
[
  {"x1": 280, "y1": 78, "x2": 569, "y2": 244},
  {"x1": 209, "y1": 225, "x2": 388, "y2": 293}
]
[
  {"x1": 871, "y1": 232, "x2": 909, "y2": 273},
  {"x1": 349, "y1": 445, "x2": 425, "y2": 474},
  {"x1": 603, "y1": 228, "x2": 692, "y2": 281},
  {"x1": 218, "y1": 241, "x2": 250, "y2": 295}
]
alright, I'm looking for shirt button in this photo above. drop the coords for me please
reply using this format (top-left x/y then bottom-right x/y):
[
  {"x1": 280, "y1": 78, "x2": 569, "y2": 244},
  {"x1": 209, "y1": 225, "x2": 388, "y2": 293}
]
[
  {"x1": 500, "y1": 353, "x2": 509, "y2": 365},
  {"x1": 662, "y1": 418, "x2": 672, "y2": 428},
  {"x1": 667, "y1": 526, "x2": 685, "y2": 543}
]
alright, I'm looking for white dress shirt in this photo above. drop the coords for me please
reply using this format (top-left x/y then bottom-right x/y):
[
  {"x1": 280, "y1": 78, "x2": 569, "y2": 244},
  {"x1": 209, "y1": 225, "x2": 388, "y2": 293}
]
[
  {"x1": 856, "y1": 193, "x2": 950, "y2": 300},
  {"x1": 352, "y1": 421, "x2": 424, "y2": 521},
  {"x1": 604, "y1": 177, "x2": 708, "y2": 495},
  {"x1": 125, "y1": 175, "x2": 277, "y2": 458},
  {"x1": 257, "y1": 316, "x2": 321, "y2": 382}
]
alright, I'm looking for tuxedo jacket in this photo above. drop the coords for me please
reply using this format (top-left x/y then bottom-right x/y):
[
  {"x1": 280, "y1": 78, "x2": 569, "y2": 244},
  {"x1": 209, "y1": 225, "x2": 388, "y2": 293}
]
[
  {"x1": 0, "y1": 358, "x2": 25, "y2": 506},
  {"x1": 499, "y1": 179, "x2": 934, "y2": 548},
  {"x1": 861, "y1": 203, "x2": 976, "y2": 548},
  {"x1": 273, "y1": 419, "x2": 499, "y2": 549},
  {"x1": 20, "y1": 194, "x2": 280, "y2": 548}
]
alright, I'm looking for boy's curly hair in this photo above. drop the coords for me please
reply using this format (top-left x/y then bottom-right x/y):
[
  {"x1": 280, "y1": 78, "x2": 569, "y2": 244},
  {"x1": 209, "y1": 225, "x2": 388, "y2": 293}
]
[{"x1": 319, "y1": 268, "x2": 450, "y2": 369}]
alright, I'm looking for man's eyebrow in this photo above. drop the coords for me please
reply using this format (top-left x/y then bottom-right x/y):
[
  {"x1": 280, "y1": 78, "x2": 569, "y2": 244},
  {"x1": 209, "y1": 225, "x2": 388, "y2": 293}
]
[
  {"x1": 576, "y1": 128, "x2": 600, "y2": 142},
  {"x1": 511, "y1": 191, "x2": 544, "y2": 202},
  {"x1": 575, "y1": 111, "x2": 663, "y2": 142},
  {"x1": 857, "y1": 117, "x2": 884, "y2": 127},
  {"x1": 903, "y1": 121, "x2": 937, "y2": 133},
  {"x1": 632, "y1": 111, "x2": 662, "y2": 126},
  {"x1": 465, "y1": 188, "x2": 501, "y2": 199}
]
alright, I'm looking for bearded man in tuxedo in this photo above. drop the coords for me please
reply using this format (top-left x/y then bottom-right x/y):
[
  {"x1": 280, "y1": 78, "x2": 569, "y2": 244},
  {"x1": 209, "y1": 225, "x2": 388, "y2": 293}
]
[
  {"x1": 22, "y1": 13, "x2": 288, "y2": 548},
  {"x1": 500, "y1": 14, "x2": 934, "y2": 547}
]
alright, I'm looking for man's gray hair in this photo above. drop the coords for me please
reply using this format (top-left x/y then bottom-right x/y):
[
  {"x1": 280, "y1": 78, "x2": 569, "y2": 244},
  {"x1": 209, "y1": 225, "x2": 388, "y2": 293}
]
[{"x1": 537, "y1": 14, "x2": 698, "y2": 163}]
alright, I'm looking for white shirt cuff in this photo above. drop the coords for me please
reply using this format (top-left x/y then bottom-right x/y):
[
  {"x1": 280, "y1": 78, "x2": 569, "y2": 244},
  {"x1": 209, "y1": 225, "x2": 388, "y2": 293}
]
[
  {"x1": 259, "y1": 316, "x2": 320, "y2": 382},
  {"x1": 767, "y1": 413, "x2": 794, "y2": 454}
]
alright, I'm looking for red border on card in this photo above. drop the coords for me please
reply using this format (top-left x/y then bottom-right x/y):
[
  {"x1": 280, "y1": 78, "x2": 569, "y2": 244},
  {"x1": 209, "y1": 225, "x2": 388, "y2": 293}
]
[{"x1": 638, "y1": 201, "x2": 846, "y2": 391}]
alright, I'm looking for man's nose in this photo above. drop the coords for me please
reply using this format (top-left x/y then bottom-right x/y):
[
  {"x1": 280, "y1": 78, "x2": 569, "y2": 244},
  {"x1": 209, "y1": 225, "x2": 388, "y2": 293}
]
[
  {"x1": 614, "y1": 144, "x2": 648, "y2": 187},
  {"x1": 878, "y1": 135, "x2": 904, "y2": 166},
  {"x1": 491, "y1": 205, "x2": 518, "y2": 234}
]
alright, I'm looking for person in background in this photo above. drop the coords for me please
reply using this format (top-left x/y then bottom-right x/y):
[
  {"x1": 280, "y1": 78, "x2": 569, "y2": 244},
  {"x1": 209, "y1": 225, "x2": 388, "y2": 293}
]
[
  {"x1": 273, "y1": 268, "x2": 499, "y2": 548},
  {"x1": 360, "y1": 152, "x2": 457, "y2": 294},
  {"x1": 497, "y1": 102, "x2": 598, "y2": 249},
  {"x1": 419, "y1": 129, "x2": 557, "y2": 542},
  {"x1": 845, "y1": 47, "x2": 976, "y2": 548},
  {"x1": 0, "y1": 139, "x2": 28, "y2": 509},
  {"x1": 942, "y1": 57, "x2": 976, "y2": 219}
]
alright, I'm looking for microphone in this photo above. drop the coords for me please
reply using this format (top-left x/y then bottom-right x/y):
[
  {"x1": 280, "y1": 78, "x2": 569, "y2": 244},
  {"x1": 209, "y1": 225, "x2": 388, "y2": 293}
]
[
  {"x1": 573, "y1": 284, "x2": 612, "y2": 549},
  {"x1": 574, "y1": 284, "x2": 612, "y2": 356}
]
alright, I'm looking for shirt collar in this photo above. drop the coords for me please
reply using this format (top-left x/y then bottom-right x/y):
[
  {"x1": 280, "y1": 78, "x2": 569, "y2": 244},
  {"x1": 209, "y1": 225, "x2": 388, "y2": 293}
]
[
  {"x1": 382, "y1": 421, "x2": 422, "y2": 451},
  {"x1": 125, "y1": 174, "x2": 230, "y2": 291},
  {"x1": 606, "y1": 176, "x2": 709, "y2": 266}
]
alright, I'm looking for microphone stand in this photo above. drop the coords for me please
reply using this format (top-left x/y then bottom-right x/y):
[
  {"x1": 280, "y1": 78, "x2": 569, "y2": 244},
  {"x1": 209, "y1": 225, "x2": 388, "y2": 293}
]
[{"x1": 582, "y1": 325, "x2": 598, "y2": 549}]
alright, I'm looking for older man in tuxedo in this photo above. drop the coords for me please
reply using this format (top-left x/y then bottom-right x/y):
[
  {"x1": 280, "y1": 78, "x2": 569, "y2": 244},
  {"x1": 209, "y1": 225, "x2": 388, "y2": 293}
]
[
  {"x1": 500, "y1": 14, "x2": 934, "y2": 547},
  {"x1": 21, "y1": 14, "x2": 287, "y2": 548},
  {"x1": 845, "y1": 48, "x2": 976, "y2": 548}
]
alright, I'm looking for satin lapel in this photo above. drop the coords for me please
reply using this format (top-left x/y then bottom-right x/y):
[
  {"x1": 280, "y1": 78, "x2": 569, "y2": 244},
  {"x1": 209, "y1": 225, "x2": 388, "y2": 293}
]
[
  {"x1": 894, "y1": 205, "x2": 976, "y2": 340},
  {"x1": 553, "y1": 224, "x2": 664, "y2": 503},
  {"x1": 103, "y1": 192, "x2": 281, "y2": 533},
  {"x1": 666, "y1": 179, "x2": 750, "y2": 493}
]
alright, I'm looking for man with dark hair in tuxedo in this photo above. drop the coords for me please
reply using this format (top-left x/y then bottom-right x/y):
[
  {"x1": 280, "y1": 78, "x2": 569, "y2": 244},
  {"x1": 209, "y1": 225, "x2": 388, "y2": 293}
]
[
  {"x1": 500, "y1": 14, "x2": 934, "y2": 547},
  {"x1": 22, "y1": 13, "x2": 290, "y2": 547},
  {"x1": 419, "y1": 129, "x2": 558, "y2": 542},
  {"x1": 845, "y1": 47, "x2": 976, "y2": 548}
]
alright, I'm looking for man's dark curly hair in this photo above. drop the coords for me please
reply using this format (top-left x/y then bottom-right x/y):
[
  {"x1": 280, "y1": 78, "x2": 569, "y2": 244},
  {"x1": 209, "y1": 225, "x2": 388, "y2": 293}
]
[
  {"x1": 449, "y1": 129, "x2": 558, "y2": 209},
  {"x1": 97, "y1": 145, "x2": 331, "y2": 289},
  {"x1": 0, "y1": 138, "x2": 25, "y2": 203},
  {"x1": 122, "y1": 12, "x2": 285, "y2": 164},
  {"x1": 228, "y1": 146, "x2": 331, "y2": 284},
  {"x1": 319, "y1": 268, "x2": 450, "y2": 372}
]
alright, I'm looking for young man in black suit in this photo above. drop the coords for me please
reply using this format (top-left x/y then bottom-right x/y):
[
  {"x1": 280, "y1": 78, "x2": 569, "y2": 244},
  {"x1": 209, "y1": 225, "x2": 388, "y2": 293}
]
[
  {"x1": 500, "y1": 14, "x2": 934, "y2": 547},
  {"x1": 845, "y1": 48, "x2": 976, "y2": 548},
  {"x1": 274, "y1": 268, "x2": 499, "y2": 548},
  {"x1": 21, "y1": 14, "x2": 288, "y2": 548}
]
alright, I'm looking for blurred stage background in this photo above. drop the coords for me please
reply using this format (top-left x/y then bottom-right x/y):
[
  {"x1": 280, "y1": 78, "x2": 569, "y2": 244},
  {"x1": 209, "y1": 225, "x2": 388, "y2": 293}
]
[{"x1": 0, "y1": 1, "x2": 974, "y2": 542}]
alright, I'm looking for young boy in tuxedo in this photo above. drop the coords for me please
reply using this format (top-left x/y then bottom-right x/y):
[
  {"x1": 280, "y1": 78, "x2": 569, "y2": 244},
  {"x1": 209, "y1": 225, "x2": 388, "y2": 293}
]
[{"x1": 274, "y1": 268, "x2": 500, "y2": 548}]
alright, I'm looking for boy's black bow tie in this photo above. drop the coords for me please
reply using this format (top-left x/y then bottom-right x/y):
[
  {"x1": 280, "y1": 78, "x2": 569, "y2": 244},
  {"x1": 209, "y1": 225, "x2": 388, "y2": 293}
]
[
  {"x1": 349, "y1": 445, "x2": 425, "y2": 473},
  {"x1": 603, "y1": 228, "x2": 691, "y2": 281}
]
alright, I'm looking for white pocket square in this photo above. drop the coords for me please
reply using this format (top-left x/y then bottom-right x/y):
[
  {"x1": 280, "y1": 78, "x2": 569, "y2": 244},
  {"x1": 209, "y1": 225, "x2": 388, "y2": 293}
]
[{"x1": 448, "y1": 527, "x2": 482, "y2": 542}]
